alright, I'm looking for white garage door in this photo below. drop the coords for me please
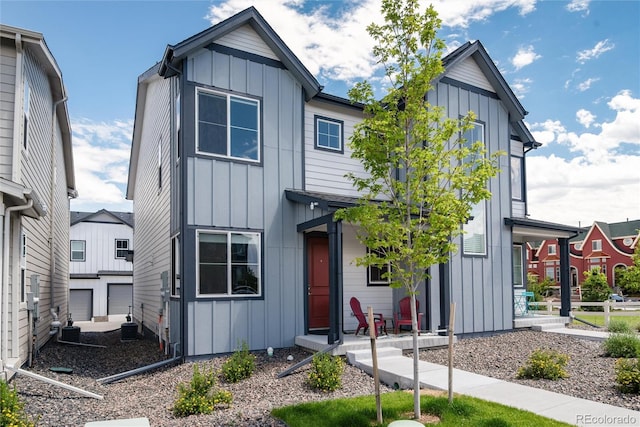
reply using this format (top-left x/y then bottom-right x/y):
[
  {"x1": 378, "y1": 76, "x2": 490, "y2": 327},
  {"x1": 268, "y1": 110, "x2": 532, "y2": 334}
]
[
  {"x1": 69, "y1": 289, "x2": 93, "y2": 321},
  {"x1": 108, "y1": 284, "x2": 133, "y2": 315}
]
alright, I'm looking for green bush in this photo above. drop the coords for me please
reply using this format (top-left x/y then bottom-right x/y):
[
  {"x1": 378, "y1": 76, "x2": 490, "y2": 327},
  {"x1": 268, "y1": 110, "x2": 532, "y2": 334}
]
[
  {"x1": 602, "y1": 333, "x2": 640, "y2": 358},
  {"x1": 581, "y1": 268, "x2": 611, "y2": 311},
  {"x1": 0, "y1": 380, "x2": 37, "y2": 427},
  {"x1": 307, "y1": 352, "x2": 344, "y2": 392},
  {"x1": 526, "y1": 274, "x2": 553, "y2": 306},
  {"x1": 608, "y1": 319, "x2": 633, "y2": 333},
  {"x1": 516, "y1": 349, "x2": 569, "y2": 380},
  {"x1": 222, "y1": 341, "x2": 256, "y2": 383},
  {"x1": 615, "y1": 358, "x2": 640, "y2": 394},
  {"x1": 172, "y1": 364, "x2": 232, "y2": 417}
]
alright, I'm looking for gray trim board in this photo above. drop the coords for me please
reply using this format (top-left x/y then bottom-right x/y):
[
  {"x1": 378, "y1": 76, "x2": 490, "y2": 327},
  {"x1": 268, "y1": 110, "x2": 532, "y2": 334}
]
[{"x1": 206, "y1": 43, "x2": 285, "y2": 69}]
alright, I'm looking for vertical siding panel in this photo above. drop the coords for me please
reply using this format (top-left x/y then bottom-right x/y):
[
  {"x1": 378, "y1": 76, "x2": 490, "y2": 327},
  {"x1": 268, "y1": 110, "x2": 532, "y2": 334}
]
[
  {"x1": 193, "y1": 302, "x2": 213, "y2": 354},
  {"x1": 212, "y1": 301, "x2": 231, "y2": 353},
  {"x1": 230, "y1": 163, "x2": 248, "y2": 227},
  {"x1": 194, "y1": 158, "x2": 213, "y2": 226},
  {"x1": 230, "y1": 57, "x2": 247, "y2": 93},
  {"x1": 247, "y1": 62, "x2": 263, "y2": 97},
  {"x1": 190, "y1": 50, "x2": 212, "y2": 86},
  {"x1": 213, "y1": 160, "x2": 231, "y2": 227},
  {"x1": 247, "y1": 166, "x2": 263, "y2": 229},
  {"x1": 212, "y1": 51, "x2": 230, "y2": 88}
]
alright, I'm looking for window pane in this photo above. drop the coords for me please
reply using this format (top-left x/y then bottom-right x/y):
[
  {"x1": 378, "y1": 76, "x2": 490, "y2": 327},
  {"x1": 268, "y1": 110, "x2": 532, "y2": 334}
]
[
  {"x1": 463, "y1": 202, "x2": 486, "y2": 255},
  {"x1": 199, "y1": 233, "x2": 227, "y2": 263},
  {"x1": 230, "y1": 98, "x2": 258, "y2": 130},
  {"x1": 198, "y1": 92, "x2": 227, "y2": 155},
  {"x1": 317, "y1": 119, "x2": 341, "y2": 150},
  {"x1": 511, "y1": 157, "x2": 522, "y2": 200},
  {"x1": 513, "y1": 246, "x2": 523, "y2": 286},
  {"x1": 230, "y1": 128, "x2": 258, "y2": 160},
  {"x1": 200, "y1": 264, "x2": 227, "y2": 294},
  {"x1": 231, "y1": 233, "x2": 259, "y2": 263},
  {"x1": 231, "y1": 265, "x2": 259, "y2": 294}
]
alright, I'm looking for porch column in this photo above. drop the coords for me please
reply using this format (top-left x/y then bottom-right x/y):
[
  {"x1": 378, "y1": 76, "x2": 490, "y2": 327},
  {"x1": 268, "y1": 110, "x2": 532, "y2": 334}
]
[
  {"x1": 327, "y1": 219, "x2": 343, "y2": 344},
  {"x1": 559, "y1": 238, "x2": 571, "y2": 316}
]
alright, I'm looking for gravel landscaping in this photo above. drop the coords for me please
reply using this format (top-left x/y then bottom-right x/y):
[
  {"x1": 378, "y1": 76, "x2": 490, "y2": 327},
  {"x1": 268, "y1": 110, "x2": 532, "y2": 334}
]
[{"x1": 10, "y1": 326, "x2": 640, "y2": 426}]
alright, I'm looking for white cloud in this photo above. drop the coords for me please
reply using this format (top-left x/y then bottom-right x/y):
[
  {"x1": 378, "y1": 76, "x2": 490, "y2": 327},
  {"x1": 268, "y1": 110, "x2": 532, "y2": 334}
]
[
  {"x1": 576, "y1": 109, "x2": 596, "y2": 128},
  {"x1": 511, "y1": 45, "x2": 541, "y2": 70},
  {"x1": 526, "y1": 91, "x2": 640, "y2": 225},
  {"x1": 70, "y1": 118, "x2": 133, "y2": 212},
  {"x1": 566, "y1": 0, "x2": 590, "y2": 14},
  {"x1": 577, "y1": 77, "x2": 599, "y2": 92},
  {"x1": 206, "y1": 0, "x2": 539, "y2": 83},
  {"x1": 511, "y1": 77, "x2": 532, "y2": 98},
  {"x1": 577, "y1": 39, "x2": 615, "y2": 64}
]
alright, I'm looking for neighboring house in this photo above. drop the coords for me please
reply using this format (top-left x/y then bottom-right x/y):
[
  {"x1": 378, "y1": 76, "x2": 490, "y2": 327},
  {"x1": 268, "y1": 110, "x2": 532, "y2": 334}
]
[
  {"x1": 126, "y1": 7, "x2": 579, "y2": 358},
  {"x1": 527, "y1": 219, "x2": 639, "y2": 291},
  {"x1": 69, "y1": 210, "x2": 134, "y2": 321},
  {"x1": 0, "y1": 25, "x2": 76, "y2": 373}
]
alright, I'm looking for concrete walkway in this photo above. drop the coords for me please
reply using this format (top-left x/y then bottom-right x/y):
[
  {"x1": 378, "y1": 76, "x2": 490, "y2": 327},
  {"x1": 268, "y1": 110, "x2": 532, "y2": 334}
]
[{"x1": 347, "y1": 327, "x2": 640, "y2": 427}]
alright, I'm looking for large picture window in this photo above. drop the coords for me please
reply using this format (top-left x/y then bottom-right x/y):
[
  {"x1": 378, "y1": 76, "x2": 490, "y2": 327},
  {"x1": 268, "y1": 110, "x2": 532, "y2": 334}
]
[
  {"x1": 314, "y1": 116, "x2": 343, "y2": 153},
  {"x1": 196, "y1": 88, "x2": 260, "y2": 162},
  {"x1": 70, "y1": 240, "x2": 85, "y2": 262},
  {"x1": 462, "y1": 122, "x2": 487, "y2": 256},
  {"x1": 198, "y1": 231, "x2": 261, "y2": 297}
]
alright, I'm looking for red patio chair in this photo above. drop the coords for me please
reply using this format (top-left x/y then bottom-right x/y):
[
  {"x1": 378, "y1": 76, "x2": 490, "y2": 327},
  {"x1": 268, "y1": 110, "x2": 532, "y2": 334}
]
[
  {"x1": 350, "y1": 297, "x2": 386, "y2": 337},
  {"x1": 394, "y1": 296, "x2": 423, "y2": 335}
]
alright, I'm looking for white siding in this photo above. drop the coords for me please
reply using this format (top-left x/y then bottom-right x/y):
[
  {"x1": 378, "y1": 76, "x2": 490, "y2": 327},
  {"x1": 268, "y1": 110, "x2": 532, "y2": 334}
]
[
  {"x1": 131, "y1": 76, "x2": 171, "y2": 337},
  {"x1": 215, "y1": 24, "x2": 279, "y2": 60},
  {"x1": 341, "y1": 224, "x2": 393, "y2": 331},
  {"x1": 446, "y1": 57, "x2": 495, "y2": 93},
  {"x1": 70, "y1": 221, "x2": 133, "y2": 274},
  {"x1": 304, "y1": 100, "x2": 367, "y2": 197}
]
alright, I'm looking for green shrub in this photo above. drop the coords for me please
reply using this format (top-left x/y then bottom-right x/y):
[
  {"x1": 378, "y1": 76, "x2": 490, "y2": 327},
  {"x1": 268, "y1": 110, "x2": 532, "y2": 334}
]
[
  {"x1": 602, "y1": 333, "x2": 640, "y2": 358},
  {"x1": 307, "y1": 352, "x2": 344, "y2": 392},
  {"x1": 608, "y1": 319, "x2": 632, "y2": 334},
  {"x1": 222, "y1": 341, "x2": 256, "y2": 383},
  {"x1": 581, "y1": 268, "x2": 611, "y2": 311},
  {"x1": 615, "y1": 358, "x2": 640, "y2": 393},
  {"x1": 0, "y1": 380, "x2": 38, "y2": 427},
  {"x1": 516, "y1": 349, "x2": 569, "y2": 380},
  {"x1": 172, "y1": 364, "x2": 232, "y2": 417}
]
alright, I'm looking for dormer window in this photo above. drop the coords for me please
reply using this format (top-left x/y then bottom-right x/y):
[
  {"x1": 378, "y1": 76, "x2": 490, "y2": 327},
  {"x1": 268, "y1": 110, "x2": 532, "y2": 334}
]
[{"x1": 548, "y1": 244, "x2": 556, "y2": 255}]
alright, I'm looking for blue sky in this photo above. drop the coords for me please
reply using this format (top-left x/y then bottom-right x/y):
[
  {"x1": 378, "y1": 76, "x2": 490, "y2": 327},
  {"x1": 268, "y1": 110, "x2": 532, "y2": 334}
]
[{"x1": 2, "y1": 0, "x2": 639, "y2": 226}]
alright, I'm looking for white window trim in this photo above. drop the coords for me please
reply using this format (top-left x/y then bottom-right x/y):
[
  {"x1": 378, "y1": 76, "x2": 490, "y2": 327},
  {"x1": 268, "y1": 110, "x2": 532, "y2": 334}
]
[
  {"x1": 115, "y1": 239, "x2": 129, "y2": 259},
  {"x1": 513, "y1": 245, "x2": 524, "y2": 287},
  {"x1": 548, "y1": 244, "x2": 556, "y2": 255},
  {"x1": 196, "y1": 230, "x2": 262, "y2": 298},
  {"x1": 592, "y1": 239, "x2": 602, "y2": 251},
  {"x1": 71, "y1": 240, "x2": 86, "y2": 262},
  {"x1": 195, "y1": 87, "x2": 261, "y2": 163}
]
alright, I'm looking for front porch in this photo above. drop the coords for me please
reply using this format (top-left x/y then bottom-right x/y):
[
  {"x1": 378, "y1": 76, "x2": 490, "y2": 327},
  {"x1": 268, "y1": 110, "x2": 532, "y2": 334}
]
[{"x1": 295, "y1": 332, "x2": 452, "y2": 356}]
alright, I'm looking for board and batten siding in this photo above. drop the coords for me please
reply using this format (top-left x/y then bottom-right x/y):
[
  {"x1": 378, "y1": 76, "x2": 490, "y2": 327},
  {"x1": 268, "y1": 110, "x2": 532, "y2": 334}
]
[
  {"x1": 130, "y1": 75, "x2": 172, "y2": 338},
  {"x1": 426, "y1": 78, "x2": 513, "y2": 335},
  {"x1": 304, "y1": 100, "x2": 366, "y2": 197},
  {"x1": 0, "y1": 38, "x2": 16, "y2": 180},
  {"x1": 183, "y1": 45, "x2": 305, "y2": 355},
  {"x1": 70, "y1": 221, "x2": 133, "y2": 275}
]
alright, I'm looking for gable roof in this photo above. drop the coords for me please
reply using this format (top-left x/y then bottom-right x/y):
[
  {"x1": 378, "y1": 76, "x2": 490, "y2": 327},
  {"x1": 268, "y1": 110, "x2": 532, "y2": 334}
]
[
  {"x1": 71, "y1": 209, "x2": 134, "y2": 227},
  {"x1": 159, "y1": 6, "x2": 321, "y2": 101}
]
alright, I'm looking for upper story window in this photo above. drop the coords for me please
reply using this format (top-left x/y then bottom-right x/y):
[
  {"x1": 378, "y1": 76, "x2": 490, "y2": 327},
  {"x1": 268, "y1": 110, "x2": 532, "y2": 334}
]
[
  {"x1": 196, "y1": 88, "x2": 260, "y2": 162},
  {"x1": 592, "y1": 239, "x2": 602, "y2": 251},
  {"x1": 197, "y1": 230, "x2": 261, "y2": 297},
  {"x1": 314, "y1": 116, "x2": 343, "y2": 153},
  {"x1": 115, "y1": 239, "x2": 129, "y2": 259},
  {"x1": 510, "y1": 156, "x2": 523, "y2": 201},
  {"x1": 71, "y1": 240, "x2": 86, "y2": 262},
  {"x1": 462, "y1": 122, "x2": 487, "y2": 256},
  {"x1": 23, "y1": 79, "x2": 30, "y2": 150},
  {"x1": 548, "y1": 244, "x2": 556, "y2": 255}
]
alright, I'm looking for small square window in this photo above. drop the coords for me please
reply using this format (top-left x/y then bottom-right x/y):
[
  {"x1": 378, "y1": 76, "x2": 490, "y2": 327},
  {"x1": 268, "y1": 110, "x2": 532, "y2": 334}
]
[
  {"x1": 367, "y1": 248, "x2": 390, "y2": 286},
  {"x1": 314, "y1": 116, "x2": 343, "y2": 153},
  {"x1": 548, "y1": 244, "x2": 556, "y2": 255},
  {"x1": 71, "y1": 240, "x2": 85, "y2": 262},
  {"x1": 592, "y1": 240, "x2": 602, "y2": 251},
  {"x1": 115, "y1": 239, "x2": 129, "y2": 259}
]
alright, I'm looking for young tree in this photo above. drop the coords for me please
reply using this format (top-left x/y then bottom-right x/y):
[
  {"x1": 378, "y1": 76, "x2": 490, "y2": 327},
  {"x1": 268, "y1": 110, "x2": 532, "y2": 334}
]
[
  {"x1": 335, "y1": 0, "x2": 502, "y2": 418},
  {"x1": 581, "y1": 268, "x2": 611, "y2": 311},
  {"x1": 618, "y1": 245, "x2": 640, "y2": 295}
]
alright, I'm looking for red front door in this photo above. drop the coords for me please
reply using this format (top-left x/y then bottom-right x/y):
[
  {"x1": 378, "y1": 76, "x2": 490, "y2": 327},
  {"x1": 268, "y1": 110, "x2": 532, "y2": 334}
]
[{"x1": 307, "y1": 235, "x2": 330, "y2": 329}]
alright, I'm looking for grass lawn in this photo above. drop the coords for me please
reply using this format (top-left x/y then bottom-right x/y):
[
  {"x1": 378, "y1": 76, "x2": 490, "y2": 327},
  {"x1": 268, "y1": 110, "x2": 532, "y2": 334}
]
[
  {"x1": 572, "y1": 312, "x2": 640, "y2": 328},
  {"x1": 271, "y1": 391, "x2": 572, "y2": 427}
]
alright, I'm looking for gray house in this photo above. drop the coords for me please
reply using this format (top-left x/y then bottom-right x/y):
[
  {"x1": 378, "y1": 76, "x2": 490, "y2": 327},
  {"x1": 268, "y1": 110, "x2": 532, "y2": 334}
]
[
  {"x1": 0, "y1": 25, "x2": 76, "y2": 373},
  {"x1": 127, "y1": 7, "x2": 578, "y2": 358}
]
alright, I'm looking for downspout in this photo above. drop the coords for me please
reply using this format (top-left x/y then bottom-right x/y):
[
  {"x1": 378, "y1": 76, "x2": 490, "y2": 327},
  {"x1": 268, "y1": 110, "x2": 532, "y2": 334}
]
[
  {"x1": 2, "y1": 199, "x2": 33, "y2": 367},
  {"x1": 49, "y1": 96, "x2": 66, "y2": 317}
]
